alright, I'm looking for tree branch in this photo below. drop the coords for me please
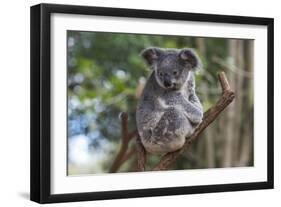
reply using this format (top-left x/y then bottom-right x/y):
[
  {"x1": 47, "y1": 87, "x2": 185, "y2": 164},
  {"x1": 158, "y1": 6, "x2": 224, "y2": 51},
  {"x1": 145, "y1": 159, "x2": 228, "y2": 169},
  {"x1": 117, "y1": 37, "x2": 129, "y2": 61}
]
[
  {"x1": 152, "y1": 72, "x2": 235, "y2": 171},
  {"x1": 135, "y1": 135, "x2": 146, "y2": 171},
  {"x1": 120, "y1": 148, "x2": 136, "y2": 164},
  {"x1": 109, "y1": 112, "x2": 137, "y2": 173}
]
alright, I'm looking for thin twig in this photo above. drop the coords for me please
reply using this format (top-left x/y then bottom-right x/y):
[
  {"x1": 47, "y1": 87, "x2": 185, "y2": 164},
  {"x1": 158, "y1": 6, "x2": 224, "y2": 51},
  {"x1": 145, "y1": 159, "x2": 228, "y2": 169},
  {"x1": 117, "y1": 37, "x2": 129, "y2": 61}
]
[{"x1": 153, "y1": 72, "x2": 235, "y2": 171}]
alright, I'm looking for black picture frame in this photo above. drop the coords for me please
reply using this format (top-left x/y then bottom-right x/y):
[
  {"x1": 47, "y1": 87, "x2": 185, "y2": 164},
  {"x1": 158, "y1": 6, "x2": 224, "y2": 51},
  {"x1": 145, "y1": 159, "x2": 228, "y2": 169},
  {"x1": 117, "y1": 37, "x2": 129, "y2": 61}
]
[{"x1": 30, "y1": 3, "x2": 274, "y2": 204}]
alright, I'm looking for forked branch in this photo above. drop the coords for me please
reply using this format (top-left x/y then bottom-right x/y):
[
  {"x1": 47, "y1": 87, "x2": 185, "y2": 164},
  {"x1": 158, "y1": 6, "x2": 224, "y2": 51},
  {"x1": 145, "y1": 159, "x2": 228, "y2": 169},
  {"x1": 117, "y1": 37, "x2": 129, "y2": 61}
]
[{"x1": 109, "y1": 112, "x2": 137, "y2": 173}]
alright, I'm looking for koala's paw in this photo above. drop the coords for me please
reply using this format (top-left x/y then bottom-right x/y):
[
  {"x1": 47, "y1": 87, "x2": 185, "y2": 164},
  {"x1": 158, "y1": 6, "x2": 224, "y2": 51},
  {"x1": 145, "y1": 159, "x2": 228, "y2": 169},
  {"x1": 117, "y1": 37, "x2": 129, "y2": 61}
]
[
  {"x1": 191, "y1": 109, "x2": 204, "y2": 124},
  {"x1": 183, "y1": 110, "x2": 202, "y2": 125}
]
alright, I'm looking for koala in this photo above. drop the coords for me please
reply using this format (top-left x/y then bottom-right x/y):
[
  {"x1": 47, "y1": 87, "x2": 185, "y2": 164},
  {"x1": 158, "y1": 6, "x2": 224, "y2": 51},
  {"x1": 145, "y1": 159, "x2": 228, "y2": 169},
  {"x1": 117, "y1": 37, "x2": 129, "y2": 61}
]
[{"x1": 136, "y1": 47, "x2": 203, "y2": 154}]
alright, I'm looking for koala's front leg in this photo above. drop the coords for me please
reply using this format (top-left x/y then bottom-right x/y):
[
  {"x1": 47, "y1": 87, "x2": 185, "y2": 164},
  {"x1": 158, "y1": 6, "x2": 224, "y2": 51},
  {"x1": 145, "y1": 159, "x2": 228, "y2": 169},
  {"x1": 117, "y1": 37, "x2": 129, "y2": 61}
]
[
  {"x1": 164, "y1": 92, "x2": 203, "y2": 125},
  {"x1": 180, "y1": 73, "x2": 203, "y2": 124},
  {"x1": 188, "y1": 90, "x2": 203, "y2": 112},
  {"x1": 181, "y1": 100, "x2": 203, "y2": 125},
  {"x1": 186, "y1": 73, "x2": 203, "y2": 111}
]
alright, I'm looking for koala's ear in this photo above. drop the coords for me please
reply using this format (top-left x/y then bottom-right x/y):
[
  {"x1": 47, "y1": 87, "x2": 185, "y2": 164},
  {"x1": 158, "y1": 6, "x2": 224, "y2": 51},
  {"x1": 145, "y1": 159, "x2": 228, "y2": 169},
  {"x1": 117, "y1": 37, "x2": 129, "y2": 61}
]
[
  {"x1": 141, "y1": 47, "x2": 162, "y2": 68},
  {"x1": 179, "y1": 49, "x2": 200, "y2": 70}
]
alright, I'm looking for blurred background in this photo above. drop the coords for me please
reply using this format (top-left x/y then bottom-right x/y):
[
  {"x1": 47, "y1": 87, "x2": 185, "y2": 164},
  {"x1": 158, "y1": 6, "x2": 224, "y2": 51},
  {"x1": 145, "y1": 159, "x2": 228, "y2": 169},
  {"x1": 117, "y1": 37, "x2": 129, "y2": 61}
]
[{"x1": 67, "y1": 31, "x2": 254, "y2": 175}]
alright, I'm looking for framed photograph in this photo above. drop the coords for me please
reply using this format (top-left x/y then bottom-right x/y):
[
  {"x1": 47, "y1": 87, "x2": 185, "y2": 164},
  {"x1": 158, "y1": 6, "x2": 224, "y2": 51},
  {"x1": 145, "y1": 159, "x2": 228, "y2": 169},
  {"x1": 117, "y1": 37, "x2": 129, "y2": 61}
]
[{"x1": 30, "y1": 3, "x2": 274, "y2": 203}]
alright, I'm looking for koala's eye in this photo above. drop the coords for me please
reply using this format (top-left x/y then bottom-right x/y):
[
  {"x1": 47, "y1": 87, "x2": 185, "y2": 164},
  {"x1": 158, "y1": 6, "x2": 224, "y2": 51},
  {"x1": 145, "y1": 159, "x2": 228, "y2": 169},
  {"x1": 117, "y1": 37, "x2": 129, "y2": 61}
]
[
  {"x1": 159, "y1": 72, "x2": 164, "y2": 76},
  {"x1": 173, "y1": 70, "x2": 179, "y2": 75}
]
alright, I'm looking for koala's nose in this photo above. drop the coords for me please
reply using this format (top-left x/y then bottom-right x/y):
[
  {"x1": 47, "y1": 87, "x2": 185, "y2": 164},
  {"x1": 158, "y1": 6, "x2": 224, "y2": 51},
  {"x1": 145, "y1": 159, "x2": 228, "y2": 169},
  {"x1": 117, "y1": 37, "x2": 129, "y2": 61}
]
[
  {"x1": 164, "y1": 80, "x2": 172, "y2": 87},
  {"x1": 163, "y1": 79, "x2": 172, "y2": 88}
]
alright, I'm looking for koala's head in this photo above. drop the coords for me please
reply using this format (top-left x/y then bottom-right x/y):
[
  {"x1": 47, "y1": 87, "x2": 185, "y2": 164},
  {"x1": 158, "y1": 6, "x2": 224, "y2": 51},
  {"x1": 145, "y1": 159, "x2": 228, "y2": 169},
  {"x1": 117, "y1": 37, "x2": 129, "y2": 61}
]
[{"x1": 141, "y1": 47, "x2": 200, "y2": 90}]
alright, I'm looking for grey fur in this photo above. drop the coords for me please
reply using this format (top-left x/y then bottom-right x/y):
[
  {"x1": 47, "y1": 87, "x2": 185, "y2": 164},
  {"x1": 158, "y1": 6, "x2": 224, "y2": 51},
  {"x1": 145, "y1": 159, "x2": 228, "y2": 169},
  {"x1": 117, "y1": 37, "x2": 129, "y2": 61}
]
[{"x1": 136, "y1": 47, "x2": 203, "y2": 154}]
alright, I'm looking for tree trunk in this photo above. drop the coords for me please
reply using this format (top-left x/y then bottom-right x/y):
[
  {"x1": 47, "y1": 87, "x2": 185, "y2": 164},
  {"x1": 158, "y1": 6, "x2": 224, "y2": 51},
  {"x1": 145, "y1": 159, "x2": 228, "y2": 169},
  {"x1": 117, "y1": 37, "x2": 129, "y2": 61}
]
[
  {"x1": 238, "y1": 40, "x2": 254, "y2": 166},
  {"x1": 222, "y1": 39, "x2": 237, "y2": 167}
]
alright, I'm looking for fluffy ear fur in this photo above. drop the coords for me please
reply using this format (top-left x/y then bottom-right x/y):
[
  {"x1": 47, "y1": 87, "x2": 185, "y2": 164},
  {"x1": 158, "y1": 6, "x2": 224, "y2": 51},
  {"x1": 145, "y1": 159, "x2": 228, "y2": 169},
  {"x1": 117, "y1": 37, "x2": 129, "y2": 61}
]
[
  {"x1": 141, "y1": 47, "x2": 162, "y2": 69},
  {"x1": 179, "y1": 48, "x2": 200, "y2": 70}
]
